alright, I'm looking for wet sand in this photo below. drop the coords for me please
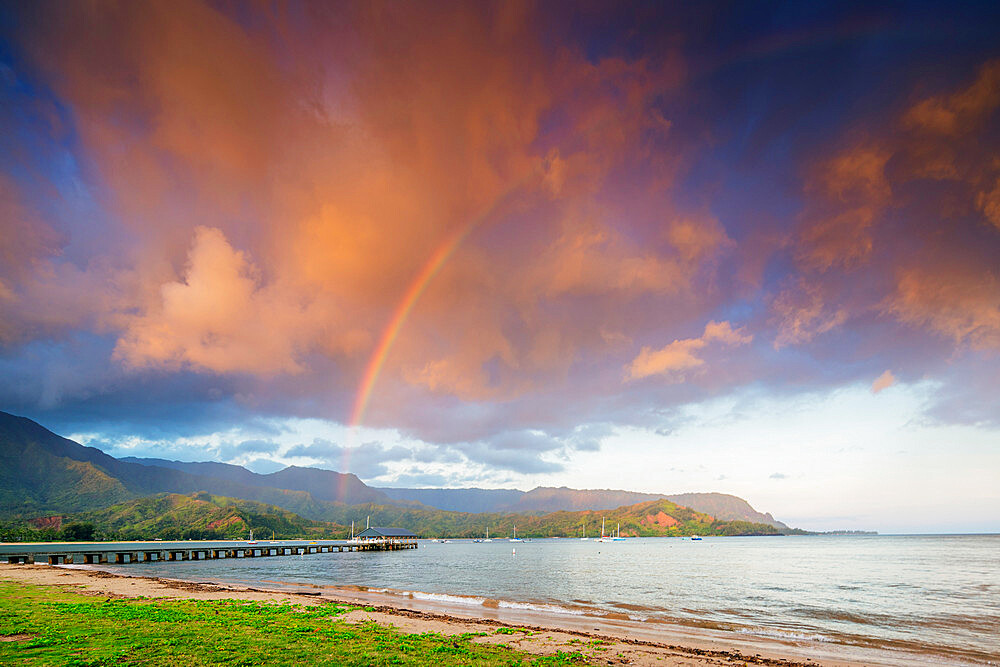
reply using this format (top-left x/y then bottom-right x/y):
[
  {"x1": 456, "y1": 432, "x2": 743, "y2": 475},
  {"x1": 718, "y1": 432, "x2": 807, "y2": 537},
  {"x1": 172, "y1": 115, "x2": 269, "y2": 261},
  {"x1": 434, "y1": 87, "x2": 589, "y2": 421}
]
[{"x1": 0, "y1": 564, "x2": 882, "y2": 666}]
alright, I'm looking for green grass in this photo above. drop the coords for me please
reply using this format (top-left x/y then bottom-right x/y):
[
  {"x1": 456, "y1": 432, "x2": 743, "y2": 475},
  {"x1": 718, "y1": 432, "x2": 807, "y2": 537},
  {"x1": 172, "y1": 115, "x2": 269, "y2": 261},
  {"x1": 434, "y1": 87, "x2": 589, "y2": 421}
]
[{"x1": 0, "y1": 582, "x2": 588, "y2": 665}]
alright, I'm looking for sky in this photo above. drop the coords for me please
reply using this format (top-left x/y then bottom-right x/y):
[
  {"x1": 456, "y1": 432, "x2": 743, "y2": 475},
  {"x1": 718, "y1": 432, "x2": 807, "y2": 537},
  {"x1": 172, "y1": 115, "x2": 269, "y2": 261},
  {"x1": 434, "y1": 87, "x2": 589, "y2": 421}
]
[{"x1": 1, "y1": 1, "x2": 999, "y2": 533}]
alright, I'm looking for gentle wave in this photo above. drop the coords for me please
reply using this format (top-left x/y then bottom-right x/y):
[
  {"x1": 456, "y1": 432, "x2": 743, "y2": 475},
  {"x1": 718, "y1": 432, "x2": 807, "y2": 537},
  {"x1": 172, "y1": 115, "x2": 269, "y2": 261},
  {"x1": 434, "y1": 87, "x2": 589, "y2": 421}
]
[
  {"x1": 495, "y1": 600, "x2": 586, "y2": 616},
  {"x1": 735, "y1": 627, "x2": 834, "y2": 643},
  {"x1": 364, "y1": 586, "x2": 594, "y2": 617},
  {"x1": 411, "y1": 591, "x2": 487, "y2": 606}
]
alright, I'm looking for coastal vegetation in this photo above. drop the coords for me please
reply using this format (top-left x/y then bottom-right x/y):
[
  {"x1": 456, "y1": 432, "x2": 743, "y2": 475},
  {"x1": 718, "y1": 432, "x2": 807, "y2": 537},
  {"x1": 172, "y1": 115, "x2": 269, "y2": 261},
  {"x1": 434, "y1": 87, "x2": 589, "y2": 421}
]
[
  {"x1": 0, "y1": 581, "x2": 589, "y2": 665},
  {"x1": 0, "y1": 493, "x2": 345, "y2": 542}
]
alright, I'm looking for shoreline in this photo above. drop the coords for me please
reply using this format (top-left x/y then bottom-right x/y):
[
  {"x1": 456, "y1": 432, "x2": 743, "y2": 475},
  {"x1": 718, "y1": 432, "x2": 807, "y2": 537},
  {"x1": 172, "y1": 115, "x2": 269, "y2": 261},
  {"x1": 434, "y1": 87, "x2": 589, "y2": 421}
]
[{"x1": 0, "y1": 564, "x2": 896, "y2": 666}]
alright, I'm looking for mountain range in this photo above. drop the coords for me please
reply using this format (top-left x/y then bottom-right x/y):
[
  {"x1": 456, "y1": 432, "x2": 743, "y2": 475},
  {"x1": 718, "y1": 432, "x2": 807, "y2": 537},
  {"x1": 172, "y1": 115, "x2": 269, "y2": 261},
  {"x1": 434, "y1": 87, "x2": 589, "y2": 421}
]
[
  {"x1": 378, "y1": 486, "x2": 788, "y2": 529},
  {"x1": 0, "y1": 410, "x2": 793, "y2": 537}
]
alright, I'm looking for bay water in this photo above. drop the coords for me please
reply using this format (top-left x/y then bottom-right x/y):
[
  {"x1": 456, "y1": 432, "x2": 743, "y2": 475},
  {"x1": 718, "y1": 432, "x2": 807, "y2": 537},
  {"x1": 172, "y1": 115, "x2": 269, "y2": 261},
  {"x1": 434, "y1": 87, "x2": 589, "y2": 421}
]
[{"x1": 92, "y1": 534, "x2": 999, "y2": 665}]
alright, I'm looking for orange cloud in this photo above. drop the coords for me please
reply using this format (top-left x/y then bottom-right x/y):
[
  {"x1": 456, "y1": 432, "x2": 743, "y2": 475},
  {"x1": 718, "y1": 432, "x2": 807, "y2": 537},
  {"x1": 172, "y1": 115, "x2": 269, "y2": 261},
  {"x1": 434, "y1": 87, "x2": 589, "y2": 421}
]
[
  {"x1": 885, "y1": 267, "x2": 1000, "y2": 351},
  {"x1": 115, "y1": 227, "x2": 314, "y2": 375},
  {"x1": 626, "y1": 320, "x2": 751, "y2": 382},
  {"x1": 902, "y1": 61, "x2": 1000, "y2": 136},
  {"x1": 770, "y1": 280, "x2": 847, "y2": 348},
  {"x1": 978, "y1": 177, "x2": 1000, "y2": 231},
  {"x1": 779, "y1": 58, "x2": 1000, "y2": 354},
  {"x1": 871, "y1": 370, "x2": 896, "y2": 394},
  {"x1": 796, "y1": 147, "x2": 891, "y2": 272},
  {"x1": 5, "y1": 0, "x2": 726, "y2": 418}
]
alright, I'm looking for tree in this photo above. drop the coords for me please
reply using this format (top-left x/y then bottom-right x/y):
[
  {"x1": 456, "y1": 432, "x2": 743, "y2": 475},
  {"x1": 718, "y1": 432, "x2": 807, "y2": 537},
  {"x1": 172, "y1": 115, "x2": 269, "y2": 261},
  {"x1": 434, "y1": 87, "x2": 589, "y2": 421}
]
[{"x1": 61, "y1": 522, "x2": 96, "y2": 541}]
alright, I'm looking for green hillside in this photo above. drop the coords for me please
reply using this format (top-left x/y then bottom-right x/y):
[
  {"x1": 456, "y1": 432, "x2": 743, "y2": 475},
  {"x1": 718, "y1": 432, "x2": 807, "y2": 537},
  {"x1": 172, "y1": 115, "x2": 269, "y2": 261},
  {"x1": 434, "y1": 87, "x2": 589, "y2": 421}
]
[
  {"x1": 315, "y1": 497, "x2": 791, "y2": 538},
  {"x1": 0, "y1": 492, "x2": 349, "y2": 542},
  {"x1": 0, "y1": 436, "x2": 133, "y2": 516},
  {"x1": 2, "y1": 493, "x2": 795, "y2": 543},
  {"x1": 0, "y1": 412, "x2": 386, "y2": 521},
  {"x1": 79, "y1": 492, "x2": 348, "y2": 540}
]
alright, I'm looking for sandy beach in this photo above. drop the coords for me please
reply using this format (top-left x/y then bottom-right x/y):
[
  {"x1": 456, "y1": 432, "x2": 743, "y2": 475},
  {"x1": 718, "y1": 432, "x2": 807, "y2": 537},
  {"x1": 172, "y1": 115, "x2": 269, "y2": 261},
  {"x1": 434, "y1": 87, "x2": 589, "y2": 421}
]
[{"x1": 0, "y1": 564, "x2": 878, "y2": 666}]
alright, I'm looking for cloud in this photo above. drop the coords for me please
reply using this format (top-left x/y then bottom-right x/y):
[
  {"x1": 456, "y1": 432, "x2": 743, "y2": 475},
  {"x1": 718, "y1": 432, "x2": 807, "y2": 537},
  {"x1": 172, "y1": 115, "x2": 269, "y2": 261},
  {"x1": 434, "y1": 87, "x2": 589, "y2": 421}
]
[
  {"x1": 113, "y1": 227, "x2": 332, "y2": 375},
  {"x1": 796, "y1": 147, "x2": 891, "y2": 272},
  {"x1": 770, "y1": 280, "x2": 849, "y2": 348},
  {"x1": 244, "y1": 458, "x2": 285, "y2": 474},
  {"x1": 2, "y1": 0, "x2": 720, "y2": 410},
  {"x1": 902, "y1": 61, "x2": 1000, "y2": 136},
  {"x1": 1, "y1": 1, "x2": 999, "y2": 458},
  {"x1": 286, "y1": 438, "x2": 412, "y2": 479},
  {"x1": 770, "y1": 57, "x2": 1000, "y2": 368},
  {"x1": 216, "y1": 439, "x2": 280, "y2": 461},
  {"x1": 626, "y1": 321, "x2": 752, "y2": 381},
  {"x1": 871, "y1": 370, "x2": 896, "y2": 394},
  {"x1": 453, "y1": 442, "x2": 565, "y2": 475},
  {"x1": 885, "y1": 267, "x2": 1000, "y2": 350},
  {"x1": 769, "y1": 472, "x2": 788, "y2": 480},
  {"x1": 381, "y1": 471, "x2": 456, "y2": 488},
  {"x1": 979, "y1": 177, "x2": 1000, "y2": 231},
  {"x1": 566, "y1": 423, "x2": 613, "y2": 452}
]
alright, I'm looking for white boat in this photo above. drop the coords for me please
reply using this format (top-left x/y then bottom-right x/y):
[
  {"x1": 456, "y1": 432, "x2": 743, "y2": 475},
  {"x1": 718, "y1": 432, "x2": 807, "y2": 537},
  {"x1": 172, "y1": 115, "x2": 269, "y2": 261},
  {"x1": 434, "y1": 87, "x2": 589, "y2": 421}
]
[
  {"x1": 509, "y1": 524, "x2": 523, "y2": 542},
  {"x1": 690, "y1": 535, "x2": 702, "y2": 541},
  {"x1": 581, "y1": 520, "x2": 589, "y2": 540},
  {"x1": 612, "y1": 523, "x2": 625, "y2": 541},
  {"x1": 597, "y1": 517, "x2": 613, "y2": 542}
]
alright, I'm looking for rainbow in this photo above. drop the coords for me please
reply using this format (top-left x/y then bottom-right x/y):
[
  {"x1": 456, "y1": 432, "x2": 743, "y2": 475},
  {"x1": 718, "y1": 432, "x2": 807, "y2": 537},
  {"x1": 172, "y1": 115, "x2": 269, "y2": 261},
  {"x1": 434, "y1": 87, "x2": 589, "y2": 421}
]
[
  {"x1": 346, "y1": 171, "x2": 539, "y2": 444},
  {"x1": 337, "y1": 223, "x2": 480, "y2": 501},
  {"x1": 348, "y1": 222, "x2": 476, "y2": 431}
]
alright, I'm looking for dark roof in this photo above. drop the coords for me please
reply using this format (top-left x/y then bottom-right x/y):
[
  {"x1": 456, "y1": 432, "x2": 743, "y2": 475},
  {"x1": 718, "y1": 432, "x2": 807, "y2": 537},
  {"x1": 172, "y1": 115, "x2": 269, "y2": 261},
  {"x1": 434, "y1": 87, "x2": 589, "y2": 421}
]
[{"x1": 356, "y1": 527, "x2": 416, "y2": 538}]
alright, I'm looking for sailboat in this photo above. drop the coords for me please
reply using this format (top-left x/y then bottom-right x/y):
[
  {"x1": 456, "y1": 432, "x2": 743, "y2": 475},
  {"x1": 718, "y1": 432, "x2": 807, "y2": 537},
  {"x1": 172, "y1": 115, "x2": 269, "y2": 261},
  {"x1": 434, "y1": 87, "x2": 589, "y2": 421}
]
[
  {"x1": 247, "y1": 529, "x2": 257, "y2": 545},
  {"x1": 597, "y1": 517, "x2": 613, "y2": 543},
  {"x1": 580, "y1": 520, "x2": 589, "y2": 541},
  {"x1": 611, "y1": 522, "x2": 625, "y2": 541},
  {"x1": 509, "y1": 524, "x2": 523, "y2": 542}
]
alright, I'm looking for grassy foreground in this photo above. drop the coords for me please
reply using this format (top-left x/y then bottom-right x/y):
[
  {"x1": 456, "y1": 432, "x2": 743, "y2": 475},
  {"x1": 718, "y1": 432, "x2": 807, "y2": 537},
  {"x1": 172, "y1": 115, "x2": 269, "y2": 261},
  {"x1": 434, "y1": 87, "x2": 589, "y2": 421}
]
[{"x1": 0, "y1": 582, "x2": 585, "y2": 665}]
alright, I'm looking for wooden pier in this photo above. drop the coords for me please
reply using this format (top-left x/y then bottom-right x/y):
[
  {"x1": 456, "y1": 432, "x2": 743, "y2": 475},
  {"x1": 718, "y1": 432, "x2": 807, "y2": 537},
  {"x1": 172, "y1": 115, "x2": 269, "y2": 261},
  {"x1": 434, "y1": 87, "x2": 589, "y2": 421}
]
[{"x1": 0, "y1": 538, "x2": 418, "y2": 565}]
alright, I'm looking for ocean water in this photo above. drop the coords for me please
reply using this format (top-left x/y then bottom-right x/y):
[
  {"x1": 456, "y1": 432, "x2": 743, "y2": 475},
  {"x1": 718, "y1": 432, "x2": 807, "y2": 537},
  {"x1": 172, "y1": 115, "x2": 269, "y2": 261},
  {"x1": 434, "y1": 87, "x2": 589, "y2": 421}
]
[{"x1": 93, "y1": 535, "x2": 999, "y2": 665}]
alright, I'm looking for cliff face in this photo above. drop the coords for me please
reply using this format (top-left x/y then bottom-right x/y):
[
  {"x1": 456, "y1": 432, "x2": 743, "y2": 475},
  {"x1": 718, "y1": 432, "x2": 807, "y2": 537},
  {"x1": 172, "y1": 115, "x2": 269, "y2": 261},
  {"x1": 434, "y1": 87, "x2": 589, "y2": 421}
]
[{"x1": 665, "y1": 493, "x2": 789, "y2": 530}]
